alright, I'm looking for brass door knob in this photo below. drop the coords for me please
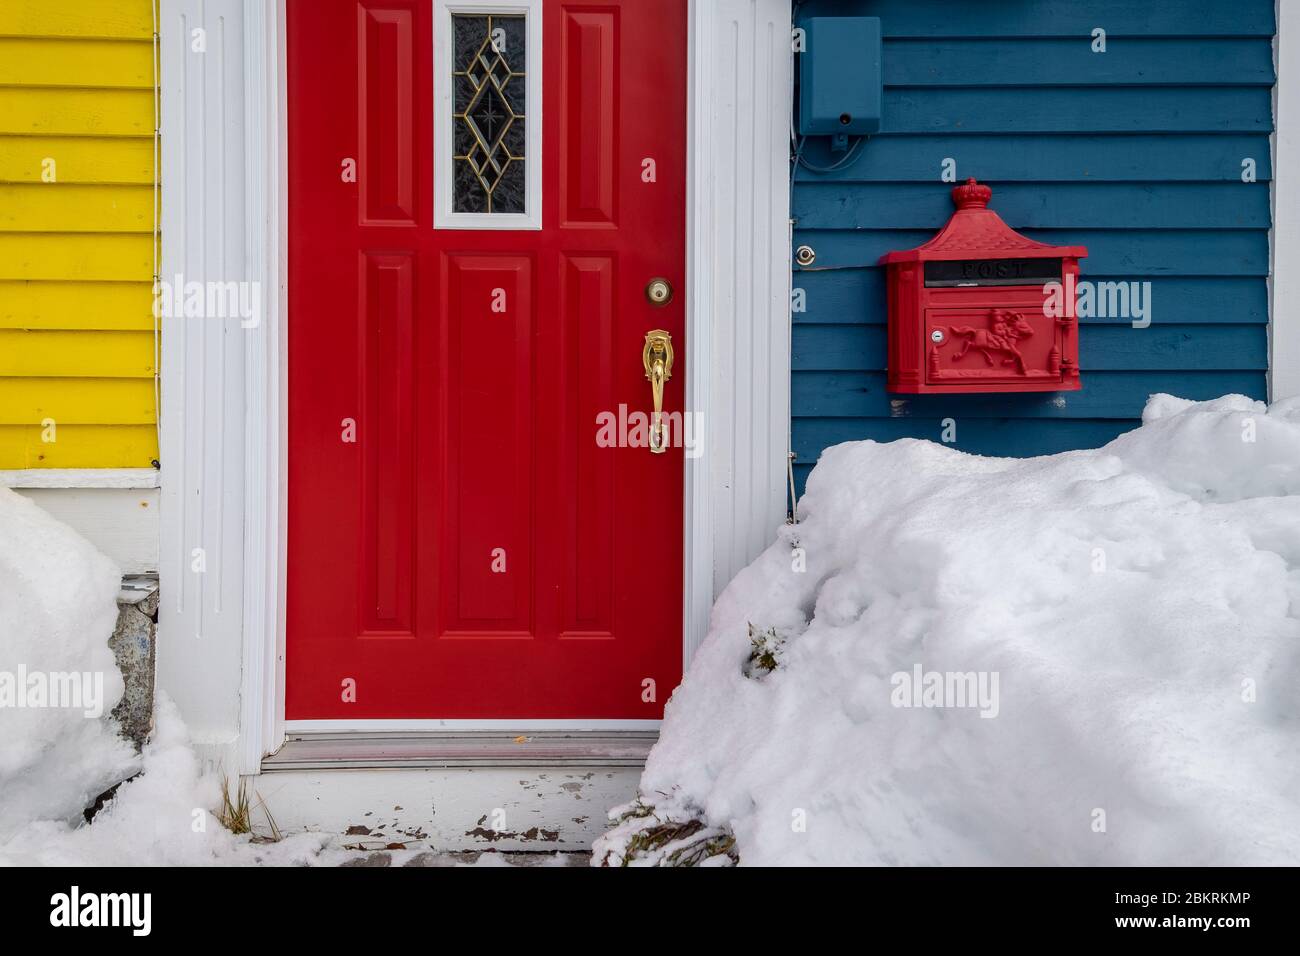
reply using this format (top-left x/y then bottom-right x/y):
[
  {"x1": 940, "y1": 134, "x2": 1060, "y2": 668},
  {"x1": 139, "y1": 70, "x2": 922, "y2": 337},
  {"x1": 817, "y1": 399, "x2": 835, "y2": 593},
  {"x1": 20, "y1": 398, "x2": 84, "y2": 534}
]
[
  {"x1": 645, "y1": 277, "x2": 673, "y2": 306},
  {"x1": 642, "y1": 330, "x2": 674, "y2": 454}
]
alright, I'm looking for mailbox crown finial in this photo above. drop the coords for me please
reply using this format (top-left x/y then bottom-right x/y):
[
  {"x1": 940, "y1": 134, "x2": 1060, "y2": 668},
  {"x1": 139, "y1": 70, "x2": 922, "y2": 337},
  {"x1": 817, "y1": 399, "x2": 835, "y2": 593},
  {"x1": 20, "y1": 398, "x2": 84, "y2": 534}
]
[{"x1": 952, "y1": 177, "x2": 992, "y2": 210}]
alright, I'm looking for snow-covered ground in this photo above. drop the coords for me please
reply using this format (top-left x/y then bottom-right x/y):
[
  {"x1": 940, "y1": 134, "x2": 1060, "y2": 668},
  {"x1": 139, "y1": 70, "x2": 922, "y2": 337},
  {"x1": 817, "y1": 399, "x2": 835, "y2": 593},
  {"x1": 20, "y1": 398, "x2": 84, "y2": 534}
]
[
  {"x1": 0, "y1": 487, "x2": 576, "y2": 867},
  {"x1": 597, "y1": 395, "x2": 1300, "y2": 866},
  {"x1": 0, "y1": 486, "x2": 137, "y2": 843},
  {"x1": 0, "y1": 486, "x2": 343, "y2": 865}
]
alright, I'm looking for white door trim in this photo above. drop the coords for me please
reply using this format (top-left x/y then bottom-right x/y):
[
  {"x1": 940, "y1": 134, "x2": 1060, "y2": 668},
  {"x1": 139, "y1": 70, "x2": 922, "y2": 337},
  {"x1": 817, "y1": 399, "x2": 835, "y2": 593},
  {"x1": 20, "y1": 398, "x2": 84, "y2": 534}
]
[
  {"x1": 159, "y1": 0, "x2": 792, "y2": 772},
  {"x1": 240, "y1": 0, "x2": 290, "y2": 775},
  {"x1": 1272, "y1": 0, "x2": 1300, "y2": 401}
]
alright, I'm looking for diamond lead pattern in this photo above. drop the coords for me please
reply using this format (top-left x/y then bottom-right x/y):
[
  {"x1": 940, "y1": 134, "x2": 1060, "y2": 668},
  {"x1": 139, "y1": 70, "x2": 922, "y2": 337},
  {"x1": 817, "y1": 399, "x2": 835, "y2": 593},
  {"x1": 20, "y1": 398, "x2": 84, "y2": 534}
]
[{"x1": 452, "y1": 14, "x2": 526, "y2": 213}]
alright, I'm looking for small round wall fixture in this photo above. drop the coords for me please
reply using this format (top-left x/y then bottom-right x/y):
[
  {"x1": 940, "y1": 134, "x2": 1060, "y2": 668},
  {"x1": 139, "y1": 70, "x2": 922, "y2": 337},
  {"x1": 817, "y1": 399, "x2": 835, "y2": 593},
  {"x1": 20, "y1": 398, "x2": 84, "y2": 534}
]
[{"x1": 795, "y1": 244, "x2": 816, "y2": 266}]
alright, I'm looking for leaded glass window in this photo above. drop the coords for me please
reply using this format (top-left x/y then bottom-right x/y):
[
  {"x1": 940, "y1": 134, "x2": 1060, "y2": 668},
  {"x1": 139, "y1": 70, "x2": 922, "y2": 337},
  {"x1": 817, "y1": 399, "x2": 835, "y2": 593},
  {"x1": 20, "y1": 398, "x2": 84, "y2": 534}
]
[{"x1": 452, "y1": 14, "x2": 526, "y2": 214}]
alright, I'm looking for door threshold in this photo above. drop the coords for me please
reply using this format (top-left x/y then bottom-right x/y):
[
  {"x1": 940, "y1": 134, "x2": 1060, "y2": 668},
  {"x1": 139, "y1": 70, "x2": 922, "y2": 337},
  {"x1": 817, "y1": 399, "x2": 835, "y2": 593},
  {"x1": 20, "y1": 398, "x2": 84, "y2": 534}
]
[{"x1": 262, "y1": 730, "x2": 658, "y2": 771}]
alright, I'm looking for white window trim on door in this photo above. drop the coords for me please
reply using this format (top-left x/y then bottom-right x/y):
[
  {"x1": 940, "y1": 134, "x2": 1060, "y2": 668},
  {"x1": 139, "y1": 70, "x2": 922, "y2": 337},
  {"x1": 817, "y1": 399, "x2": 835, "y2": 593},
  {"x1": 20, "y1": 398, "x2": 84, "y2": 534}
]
[
  {"x1": 432, "y1": 0, "x2": 543, "y2": 229},
  {"x1": 157, "y1": 0, "x2": 792, "y2": 772}
]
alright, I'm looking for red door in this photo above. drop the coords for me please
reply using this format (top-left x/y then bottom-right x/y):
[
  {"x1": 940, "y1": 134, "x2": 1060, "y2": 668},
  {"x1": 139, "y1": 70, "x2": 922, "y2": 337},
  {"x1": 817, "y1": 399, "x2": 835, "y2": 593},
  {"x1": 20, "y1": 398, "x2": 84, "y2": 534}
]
[{"x1": 286, "y1": 0, "x2": 686, "y2": 720}]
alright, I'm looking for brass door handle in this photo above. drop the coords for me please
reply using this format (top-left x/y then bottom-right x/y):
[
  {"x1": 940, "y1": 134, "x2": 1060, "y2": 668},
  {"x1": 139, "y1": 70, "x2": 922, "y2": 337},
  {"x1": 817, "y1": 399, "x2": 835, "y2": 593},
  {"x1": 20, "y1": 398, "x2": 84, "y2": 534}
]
[{"x1": 642, "y1": 330, "x2": 674, "y2": 454}]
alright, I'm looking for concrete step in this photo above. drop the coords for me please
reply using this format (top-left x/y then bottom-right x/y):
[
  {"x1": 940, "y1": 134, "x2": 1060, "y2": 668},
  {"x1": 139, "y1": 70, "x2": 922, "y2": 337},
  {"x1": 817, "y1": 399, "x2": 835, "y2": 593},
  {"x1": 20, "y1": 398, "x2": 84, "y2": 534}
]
[{"x1": 253, "y1": 732, "x2": 649, "y2": 852}]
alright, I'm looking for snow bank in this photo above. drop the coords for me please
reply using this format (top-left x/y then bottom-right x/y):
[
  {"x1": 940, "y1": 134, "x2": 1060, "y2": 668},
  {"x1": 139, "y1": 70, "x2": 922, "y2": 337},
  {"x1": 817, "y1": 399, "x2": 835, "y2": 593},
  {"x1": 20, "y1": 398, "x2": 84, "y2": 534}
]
[
  {"x1": 0, "y1": 489, "x2": 338, "y2": 866},
  {"x1": 0, "y1": 487, "x2": 136, "y2": 839},
  {"x1": 597, "y1": 395, "x2": 1300, "y2": 866},
  {"x1": 1, "y1": 695, "x2": 340, "y2": 866}
]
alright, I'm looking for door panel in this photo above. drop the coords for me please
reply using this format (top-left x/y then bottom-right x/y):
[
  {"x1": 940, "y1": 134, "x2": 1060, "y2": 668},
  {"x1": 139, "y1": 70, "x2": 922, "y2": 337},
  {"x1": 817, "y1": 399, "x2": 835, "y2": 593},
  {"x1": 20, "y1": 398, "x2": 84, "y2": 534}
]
[
  {"x1": 359, "y1": 251, "x2": 416, "y2": 637},
  {"x1": 441, "y1": 254, "x2": 534, "y2": 636},
  {"x1": 286, "y1": 0, "x2": 686, "y2": 720}
]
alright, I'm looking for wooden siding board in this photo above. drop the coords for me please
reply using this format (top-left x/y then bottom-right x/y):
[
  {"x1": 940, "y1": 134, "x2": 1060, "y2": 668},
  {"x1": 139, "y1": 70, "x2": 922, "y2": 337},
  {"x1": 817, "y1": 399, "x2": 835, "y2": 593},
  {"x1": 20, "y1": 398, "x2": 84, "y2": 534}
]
[
  {"x1": 0, "y1": 426, "x2": 157, "y2": 468},
  {"x1": 792, "y1": 272, "x2": 1269, "y2": 326},
  {"x1": 0, "y1": 234, "x2": 154, "y2": 282},
  {"x1": 0, "y1": 136, "x2": 155, "y2": 184},
  {"x1": 0, "y1": 330, "x2": 157, "y2": 378},
  {"x1": 795, "y1": 183, "x2": 1272, "y2": 230},
  {"x1": 802, "y1": 0, "x2": 1275, "y2": 38},
  {"x1": 0, "y1": 38, "x2": 155, "y2": 88},
  {"x1": 14, "y1": 487, "x2": 160, "y2": 573},
  {"x1": 794, "y1": 419, "x2": 1145, "y2": 461},
  {"x1": 880, "y1": 88, "x2": 1272, "y2": 135},
  {"x1": 883, "y1": 38, "x2": 1276, "y2": 87},
  {"x1": 0, "y1": 88, "x2": 155, "y2": 137},
  {"x1": 0, "y1": 378, "x2": 157, "y2": 424},
  {"x1": 0, "y1": 1, "x2": 154, "y2": 41},
  {"x1": 793, "y1": 230, "x2": 1271, "y2": 275},
  {"x1": 0, "y1": 281, "x2": 156, "y2": 331},
  {"x1": 0, "y1": 184, "x2": 154, "y2": 232},
  {"x1": 793, "y1": 371, "x2": 1269, "y2": 419},
  {"x1": 790, "y1": 0, "x2": 1274, "y2": 486},
  {"x1": 800, "y1": 134, "x2": 1273, "y2": 183}
]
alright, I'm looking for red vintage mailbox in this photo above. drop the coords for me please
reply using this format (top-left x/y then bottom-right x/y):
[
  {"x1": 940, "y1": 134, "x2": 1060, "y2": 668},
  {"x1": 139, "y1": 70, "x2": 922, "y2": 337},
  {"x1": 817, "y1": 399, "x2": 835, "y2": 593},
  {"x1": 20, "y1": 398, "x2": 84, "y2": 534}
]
[{"x1": 880, "y1": 179, "x2": 1087, "y2": 394}]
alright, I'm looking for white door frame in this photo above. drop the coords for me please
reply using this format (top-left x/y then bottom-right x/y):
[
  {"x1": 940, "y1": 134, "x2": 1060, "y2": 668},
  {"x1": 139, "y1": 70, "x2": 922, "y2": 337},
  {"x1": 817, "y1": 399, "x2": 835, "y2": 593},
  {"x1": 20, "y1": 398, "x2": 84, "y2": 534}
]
[
  {"x1": 159, "y1": 0, "x2": 792, "y2": 772},
  {"x1": 1273, "y1": 0, "x2": 1300, "y2": 401}
]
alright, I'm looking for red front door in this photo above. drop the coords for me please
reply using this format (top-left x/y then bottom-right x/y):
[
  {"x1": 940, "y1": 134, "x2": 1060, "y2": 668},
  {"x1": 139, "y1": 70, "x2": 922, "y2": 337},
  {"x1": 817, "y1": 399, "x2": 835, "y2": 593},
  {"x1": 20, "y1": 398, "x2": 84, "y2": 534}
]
[{"x1": 286, "y1": 0, "x2": 686, "y2": 720}]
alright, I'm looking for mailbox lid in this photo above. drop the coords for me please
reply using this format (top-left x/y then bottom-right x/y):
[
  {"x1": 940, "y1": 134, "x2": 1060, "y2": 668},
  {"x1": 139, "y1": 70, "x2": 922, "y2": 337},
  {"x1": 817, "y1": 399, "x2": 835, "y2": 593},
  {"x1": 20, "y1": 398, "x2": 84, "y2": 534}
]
[
  {"x1": 880, "y1": 180, "x2": 1087, "y2": 266},
  {"x1": 925, "y1": 306, "x2": 1075, "y2": 390}
]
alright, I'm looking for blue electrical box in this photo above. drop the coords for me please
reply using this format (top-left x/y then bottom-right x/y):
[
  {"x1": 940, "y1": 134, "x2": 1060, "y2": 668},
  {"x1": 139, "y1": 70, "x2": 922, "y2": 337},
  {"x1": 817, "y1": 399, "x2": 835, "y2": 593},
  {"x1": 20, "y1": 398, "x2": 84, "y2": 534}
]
[{"x1": 798, "y1": 16, "x2": 883, "y2": 138}]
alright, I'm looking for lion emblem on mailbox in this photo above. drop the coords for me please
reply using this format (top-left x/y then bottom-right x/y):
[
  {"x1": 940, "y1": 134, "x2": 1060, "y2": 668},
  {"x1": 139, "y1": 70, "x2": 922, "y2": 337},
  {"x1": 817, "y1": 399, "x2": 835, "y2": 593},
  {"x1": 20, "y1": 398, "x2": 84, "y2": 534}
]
[{"x1": 949, "y1": 309, "x2": 1035, "y2": 375}]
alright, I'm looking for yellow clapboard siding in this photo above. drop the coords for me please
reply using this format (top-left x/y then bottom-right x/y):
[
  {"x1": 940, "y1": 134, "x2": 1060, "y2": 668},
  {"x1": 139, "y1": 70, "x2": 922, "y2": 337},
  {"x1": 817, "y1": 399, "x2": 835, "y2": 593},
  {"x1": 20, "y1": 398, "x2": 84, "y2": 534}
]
[
  {"x1": 0, "y1": 378, "x2": 155, "y2": 425},
  {"x1": 0, "y1": 88, "x2": 154, "y2": 137},
  {"x1": 0, "y1": 184, "x2": 153, "y2": 232},
  {"x1": 0, "y1": 425, "x2": 157, "y2": 468},
  {"x1": 0, "y1": 330, "x2": 155, "y2": 377},
  {"x1": 0, "y1": 38, "x2": 154, "y2": 88},
  {"x1": 0, "y1": 135, "x2": 153, "y2": 184},
  {"x1": 0, "y1": 234, "x2": 153, "y2": 281},
  {"x1": 0, "y1": 1, "x2": 153, "y2": 41},
  {"x1": 0, "y1": 3, "x2": 160, "y2": 469},
  {"x1": 0, "y1": 280, "x2": 154, "y2": 331}
]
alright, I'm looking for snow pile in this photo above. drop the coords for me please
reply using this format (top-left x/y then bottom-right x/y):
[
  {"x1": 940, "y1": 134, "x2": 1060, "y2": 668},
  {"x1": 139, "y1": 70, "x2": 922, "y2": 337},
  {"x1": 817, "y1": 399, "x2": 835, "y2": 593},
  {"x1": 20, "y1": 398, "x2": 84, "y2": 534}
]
[
  {"x1": 0, "y1": 487, "x2": 137, "y2": 839},
  {"x1": 596, "y1": 395, "x2": 1300, "y2": 866},
  {"x1": 1, "y1": 695, "x2": 340, "y2": 866},
  {"x1": 0, "y1": 488, "x2": 337, "y2": 866}
]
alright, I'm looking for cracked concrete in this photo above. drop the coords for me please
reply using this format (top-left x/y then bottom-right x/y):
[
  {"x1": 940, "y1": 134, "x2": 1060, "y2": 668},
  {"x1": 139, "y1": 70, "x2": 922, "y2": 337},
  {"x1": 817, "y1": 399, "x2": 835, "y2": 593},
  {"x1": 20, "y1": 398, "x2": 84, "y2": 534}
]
[{"x1": 109, "y1": 576, "x2": 158, "y2": 749}]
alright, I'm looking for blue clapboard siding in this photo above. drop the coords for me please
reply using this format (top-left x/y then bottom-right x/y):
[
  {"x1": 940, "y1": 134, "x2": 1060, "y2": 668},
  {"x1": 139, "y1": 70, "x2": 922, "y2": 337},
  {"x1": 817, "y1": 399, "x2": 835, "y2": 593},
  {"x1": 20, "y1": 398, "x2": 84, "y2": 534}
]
[
  {"x1": 790, "y1": 0, "x2": 1275, "y2": 495},
  {"x1": 858, "y1": 0, "x2": 1274, "y2": 37},
  {"x1": 793, "y1": 372, "x2": 1267, "y2": 419},
  {"x1": 885, "y1": 39, "x2": 1274, "y2": 86},
  {"x1": 796, "y1": 184, "x2": 1272, "y2": 230},
  {"x1": 809, "y1": 135, "x2": 1273, "y2": 181},
  {"x1": 795, "y1": 230, "x2": 1269, "y2": 273}
]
